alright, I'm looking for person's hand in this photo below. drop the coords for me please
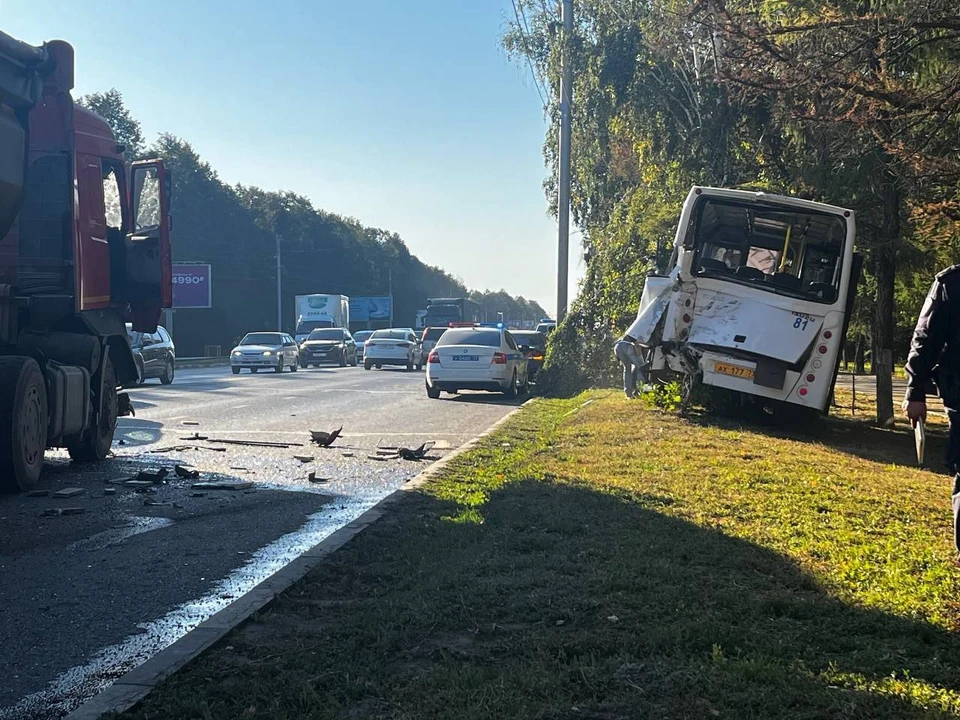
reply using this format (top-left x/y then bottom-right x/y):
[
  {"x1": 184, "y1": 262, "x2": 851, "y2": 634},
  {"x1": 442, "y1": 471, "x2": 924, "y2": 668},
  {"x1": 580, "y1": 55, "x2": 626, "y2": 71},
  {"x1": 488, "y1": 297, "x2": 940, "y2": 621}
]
[{"x1": 902, "y1": 398, "x2": 927, "y2": 427}]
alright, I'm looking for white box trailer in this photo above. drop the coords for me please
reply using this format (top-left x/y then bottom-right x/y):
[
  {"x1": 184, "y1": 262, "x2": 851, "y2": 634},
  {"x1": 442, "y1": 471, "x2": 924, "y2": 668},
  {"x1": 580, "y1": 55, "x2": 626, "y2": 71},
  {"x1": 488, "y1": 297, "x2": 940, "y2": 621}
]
[
  {"x1": 627, "y1": 187, "x2": 861, "y2": 414},
  {"x1": 294, "y1": 294, "x2": 349, "y2": 343}
]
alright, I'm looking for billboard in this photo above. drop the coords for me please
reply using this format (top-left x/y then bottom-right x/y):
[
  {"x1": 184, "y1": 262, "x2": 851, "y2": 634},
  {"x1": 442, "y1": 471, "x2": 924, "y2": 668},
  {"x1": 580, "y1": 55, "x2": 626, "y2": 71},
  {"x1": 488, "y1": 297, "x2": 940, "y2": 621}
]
[
  {"x1": 349, "y1": 296, "x2": 392, "y2": 322},
  {"x1": 172, "y1": 263, "x2": 212, "y2": 309}
]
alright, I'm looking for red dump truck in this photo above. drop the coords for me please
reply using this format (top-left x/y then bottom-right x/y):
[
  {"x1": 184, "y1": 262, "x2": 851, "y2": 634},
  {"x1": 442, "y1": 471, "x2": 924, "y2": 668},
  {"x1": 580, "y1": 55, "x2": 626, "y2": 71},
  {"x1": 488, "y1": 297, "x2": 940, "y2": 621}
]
[{"x1": 0, "y1": 30, "x2": 171, "y2": 490}]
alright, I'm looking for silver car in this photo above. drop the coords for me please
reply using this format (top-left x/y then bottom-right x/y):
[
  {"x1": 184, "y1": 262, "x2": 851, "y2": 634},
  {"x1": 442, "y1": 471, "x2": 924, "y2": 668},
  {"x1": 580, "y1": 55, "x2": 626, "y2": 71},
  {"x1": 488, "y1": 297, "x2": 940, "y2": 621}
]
[
  {"x1": 353, "y1": 330, "x2": 374, "y2": 361},
  {"x1": 231, "y1": 332, "x2": 300, "y2": 374}
]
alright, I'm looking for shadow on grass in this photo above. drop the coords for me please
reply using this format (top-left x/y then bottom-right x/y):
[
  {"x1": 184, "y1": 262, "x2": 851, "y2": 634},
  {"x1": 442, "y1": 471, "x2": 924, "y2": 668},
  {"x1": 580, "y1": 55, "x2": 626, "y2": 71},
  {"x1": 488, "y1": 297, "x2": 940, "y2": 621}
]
[{"x1": 121, "y1": 478, "x2": 960, "y2": 720}]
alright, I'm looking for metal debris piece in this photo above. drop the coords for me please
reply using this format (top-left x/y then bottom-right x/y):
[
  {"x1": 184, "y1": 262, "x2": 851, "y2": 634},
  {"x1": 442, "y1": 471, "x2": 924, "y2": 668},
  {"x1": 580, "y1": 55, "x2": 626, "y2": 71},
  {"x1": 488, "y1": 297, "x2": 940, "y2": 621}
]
[
  {"x1": 397, "y1": 442, "x2": 435, "y2": 461},
  {"x1": 341, "y1": 451, "x2": 355, "y2": 458},
  {"x1": 52, "y1": 487, "x2": 85, "y2": 498},
  {"x1": 135, "y1": 468, "x2": 169, "y2": 484},
  {"x1": 180, "y1": 432, "x2": 209, "y2": 441},
  {"x1": 27, "y1": 490, "x2": 50, "y2": 497},
  {"x1": 103, "y1": 488, "x2": 117, "y2": 496},
  {"x1": 191, "y1": 481, "x2": 255, "y2": 491},
  {"x1": 182, "y1": 421, "x2": 200, "y2": 426},
  {"x1": 310, "y1": 426, "x2": 342, "y2": 447},
  {"x1": 307, "y1": 472, "x2": 329, "y2": 483},
  {"x1": 174, "y1": 464, "x2": 200, "y2": 479},
  {"x1": 294, "y1": 455, "x2": 314, "y2": 463},
  {"x1": 41, "y1": 507, "x2": 86, "y2": 517},
  {"x1": 207, "y1": 438, "x2": 301, "y2": 448},
  {"x1": 123, "y1": 479, "x2": 154, "y2": 488}
]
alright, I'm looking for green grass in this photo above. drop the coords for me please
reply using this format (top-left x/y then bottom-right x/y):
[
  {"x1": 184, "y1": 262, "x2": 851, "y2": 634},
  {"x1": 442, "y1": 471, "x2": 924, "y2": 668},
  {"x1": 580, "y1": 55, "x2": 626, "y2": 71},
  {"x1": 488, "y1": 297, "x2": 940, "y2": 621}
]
[{"x1": 113, "y1": 394, "x2": 960, "y2": 719}]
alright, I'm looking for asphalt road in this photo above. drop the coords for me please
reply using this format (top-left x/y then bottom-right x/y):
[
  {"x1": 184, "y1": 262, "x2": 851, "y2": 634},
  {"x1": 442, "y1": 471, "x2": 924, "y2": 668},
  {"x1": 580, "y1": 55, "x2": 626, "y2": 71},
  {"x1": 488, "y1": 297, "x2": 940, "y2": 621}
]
[{"x1": 0, "y1": 365, "x2": 519, "y2": 719}]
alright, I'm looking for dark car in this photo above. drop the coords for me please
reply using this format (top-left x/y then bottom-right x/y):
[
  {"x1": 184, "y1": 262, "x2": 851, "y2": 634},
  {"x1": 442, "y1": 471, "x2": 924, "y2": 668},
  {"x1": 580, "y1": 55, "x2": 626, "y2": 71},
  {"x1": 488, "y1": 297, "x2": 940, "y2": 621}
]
[
  {"x1": 299, "y1": 328, "x2": 358, "y2": 367},
  {"x1": 511, "y1": 330, "x2": 547, "y2": 378},
  {"x1": 126, "y1": 323, "x2": 176, "y2": 385}
]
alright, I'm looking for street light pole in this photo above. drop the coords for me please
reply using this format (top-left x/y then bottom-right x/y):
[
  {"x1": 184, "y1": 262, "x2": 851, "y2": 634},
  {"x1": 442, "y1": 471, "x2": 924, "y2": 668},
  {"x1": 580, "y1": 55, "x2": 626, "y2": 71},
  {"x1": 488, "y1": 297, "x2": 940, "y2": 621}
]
[
  {"x1": 556, "y1": 0, "x2": 574, "y2": 323},
  {"x1": 276, "y1": 234, "x2": 282, "y2": 332}
]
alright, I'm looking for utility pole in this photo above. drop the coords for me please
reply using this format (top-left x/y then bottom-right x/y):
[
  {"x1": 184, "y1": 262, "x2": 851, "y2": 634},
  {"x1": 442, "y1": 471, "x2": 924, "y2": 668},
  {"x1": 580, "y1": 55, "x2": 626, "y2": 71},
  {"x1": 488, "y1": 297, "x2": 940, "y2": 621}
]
[
  {"x1": 388, "y1": 268, "x2": 394, "y2": 327},
  {"x1": 556, "y1": 0, "x2": 574, "y2": 323},
  {"x1": 275, "y1": 234, "x2": 282, "y2": 331}
]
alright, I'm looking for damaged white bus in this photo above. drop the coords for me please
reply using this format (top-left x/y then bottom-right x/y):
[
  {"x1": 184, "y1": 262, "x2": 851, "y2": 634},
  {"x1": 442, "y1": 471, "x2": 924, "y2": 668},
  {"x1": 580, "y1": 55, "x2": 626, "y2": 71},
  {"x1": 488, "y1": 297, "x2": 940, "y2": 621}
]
[{"x1": 627, "y1": 186, "x2": 861, "y2": 415}]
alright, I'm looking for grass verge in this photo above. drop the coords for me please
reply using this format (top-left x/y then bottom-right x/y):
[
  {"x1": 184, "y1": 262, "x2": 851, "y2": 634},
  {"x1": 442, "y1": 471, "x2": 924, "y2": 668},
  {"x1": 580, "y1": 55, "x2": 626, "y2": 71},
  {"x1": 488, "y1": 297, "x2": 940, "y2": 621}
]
[{"x1": 113, "y1": 393, "x2": 960, "y2": 719}]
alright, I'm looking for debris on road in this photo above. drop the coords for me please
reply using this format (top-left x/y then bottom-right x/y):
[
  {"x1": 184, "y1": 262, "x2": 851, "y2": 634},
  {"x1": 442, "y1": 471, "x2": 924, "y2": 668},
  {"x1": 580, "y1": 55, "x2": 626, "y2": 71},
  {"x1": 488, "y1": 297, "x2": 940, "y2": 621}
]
[
  {"x1": 52, "y1": 487, "x2": 85, "y2": 498},
  {"x1": 191, "y1": 481, "x2": 255, "y2": 491},
  {"x1": 103, "y1": 488, "x2": 117, "y2": 496},
  {"x1": 122, "y1": 479, "x2": 155, "y2": 489},
  {"x1": 40, "y1": 507, "x2": 86, "y2": 517},
  {"x1": 144, "y1": 499, "x2": 172, "y2": 507},
  {"x1": 174, "y1": 464, "x2": 201, "y2": 480},
  {"x1": 207, "y1": 438, "x2": 302, "y2": 448},
  {"x1": 182, "y1": 421, "x2": 201, "y2": 426},
  {"x1": 135, "y1": 468, "x2": 169, "y2": 484},
  {"x1": 341, "y1": 451, "x2": 355, "y2": 458},
  {"x1": 151, "y1": 445, "x2": 226, "y2": 453},
  {"x1": 310, "y1": 426, "x2": 342, "y2": 447},
  {"x1": 191, "y1": 492, "x2": 207, "y2": 498},
  {"x1": 27, "y1": 490, "x2": 50, "y2": 497},
  {"x1": 294, "y1": 455, "x2": 314, "y2": 463},
  {"x1": 307, "y1": 472, "x2": 328, "y2": 483},
  {"x1": 180, "y1": 432, "x2": 209, "y2": 441}
]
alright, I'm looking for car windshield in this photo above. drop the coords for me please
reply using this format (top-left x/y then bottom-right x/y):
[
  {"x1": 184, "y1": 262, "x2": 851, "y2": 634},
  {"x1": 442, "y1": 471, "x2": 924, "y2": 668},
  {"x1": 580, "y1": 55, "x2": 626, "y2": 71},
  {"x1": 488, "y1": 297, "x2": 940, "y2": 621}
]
[
  {"x1": 307, "y1": 329, "x2": 343, "y2": 341},
  {"x1": 512, "y1": 332, "x2": 546, "y2": 349},
  {"x1": 239, "y1": 333, "x2": 283, "y2": 346},
  {"x1": 423, "y1": 328, "x2": 446, "y2": 342},
  {"x1": 437, "y1": 329, "x2": 501, "y2": 347},
  {"x1": 371, "y1": 330, "x2": 410, "y2": 340},
  {"x1": 692, "y1": 198, "x2": 847, "y2": 304},
  {"x1": 353, "y1": 331, "x2": 374, "y2": 342}
]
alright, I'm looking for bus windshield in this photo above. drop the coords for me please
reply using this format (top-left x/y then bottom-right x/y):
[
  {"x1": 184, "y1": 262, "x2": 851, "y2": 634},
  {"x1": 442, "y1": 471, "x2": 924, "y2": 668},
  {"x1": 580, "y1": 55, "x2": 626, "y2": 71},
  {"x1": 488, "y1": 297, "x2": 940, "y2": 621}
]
[{"x1": 692, "y1": 199, "x2": 847, "y2": 304}]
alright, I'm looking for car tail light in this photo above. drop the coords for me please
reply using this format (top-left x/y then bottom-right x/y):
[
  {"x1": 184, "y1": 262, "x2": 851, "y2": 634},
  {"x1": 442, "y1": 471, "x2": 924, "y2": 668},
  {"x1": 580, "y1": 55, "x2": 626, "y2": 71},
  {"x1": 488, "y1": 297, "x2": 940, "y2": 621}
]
[
  {"x1": 492, "y1": 352, "x2": 507, "y2": 364},
  {"x1": 822, "y1": 330, "x2": 832, "y2": 340},
  {"x1": 532, "y1": 353, "x2": 545, "y2": 361},
  {"x1": 818, "y1": 345, "x2": 828, "y2": 354},
  {"x1": 428, "y1": 351, "x2": 440, "y2": 364},
  {"x1": 798, "y1": 387, "x2": 808, "y2": 397},
  {"x1": 806, "y1": 373, "x2": 815, "y2": 383}
]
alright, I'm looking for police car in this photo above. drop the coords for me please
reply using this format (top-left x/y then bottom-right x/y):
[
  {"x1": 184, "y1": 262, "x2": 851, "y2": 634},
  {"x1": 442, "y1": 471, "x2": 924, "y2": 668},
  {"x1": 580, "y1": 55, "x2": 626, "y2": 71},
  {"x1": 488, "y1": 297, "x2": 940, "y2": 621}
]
[{"x1": 425, "y1": 325, "x2": 529, "y2": 399}]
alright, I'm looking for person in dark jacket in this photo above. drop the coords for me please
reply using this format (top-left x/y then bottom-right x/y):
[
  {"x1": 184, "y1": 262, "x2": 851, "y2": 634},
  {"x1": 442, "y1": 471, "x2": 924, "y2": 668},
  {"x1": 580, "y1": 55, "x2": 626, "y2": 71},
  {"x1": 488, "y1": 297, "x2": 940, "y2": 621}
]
[{"x1": 903, "y1": 265, "x2": 960, "y2": 561}]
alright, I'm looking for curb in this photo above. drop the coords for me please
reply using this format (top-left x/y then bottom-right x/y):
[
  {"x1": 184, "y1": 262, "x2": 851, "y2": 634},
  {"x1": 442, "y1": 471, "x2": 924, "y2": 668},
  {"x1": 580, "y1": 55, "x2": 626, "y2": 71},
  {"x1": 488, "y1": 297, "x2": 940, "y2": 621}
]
[{"x1": 65, "y1": 399, "x2": 534, "y2": 720}]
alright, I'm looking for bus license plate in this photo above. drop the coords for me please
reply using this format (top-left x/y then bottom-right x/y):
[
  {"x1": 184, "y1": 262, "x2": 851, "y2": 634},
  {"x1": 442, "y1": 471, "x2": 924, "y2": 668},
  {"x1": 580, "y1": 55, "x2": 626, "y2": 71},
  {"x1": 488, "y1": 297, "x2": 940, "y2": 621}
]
[
  {"x1": 714, "y1": 362, "x2": 754, "y2": 380},
  {"x1": 452, "y1": 355, "x2": 478, "y2": 362}
]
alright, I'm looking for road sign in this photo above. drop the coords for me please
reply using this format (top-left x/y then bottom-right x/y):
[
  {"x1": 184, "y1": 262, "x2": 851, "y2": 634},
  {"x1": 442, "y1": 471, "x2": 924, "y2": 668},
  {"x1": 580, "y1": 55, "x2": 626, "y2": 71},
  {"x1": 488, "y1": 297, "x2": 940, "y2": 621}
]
[{"x1": 172, "y1": 263, "x2": 212, "y2": 309}]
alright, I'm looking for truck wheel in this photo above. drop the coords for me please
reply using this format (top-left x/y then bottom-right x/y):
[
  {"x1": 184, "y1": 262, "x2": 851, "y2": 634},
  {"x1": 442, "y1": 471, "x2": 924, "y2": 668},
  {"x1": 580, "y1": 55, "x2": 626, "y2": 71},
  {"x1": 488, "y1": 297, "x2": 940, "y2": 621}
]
[
  {"x1": 0, "y1": 357, "x2": 48, "y2": 492},
  {"x1": 160, "y1": 357, "x2": 174, "y2": 385},
  {"x1": 68, "y1": 355, "x2": 118, "y2": 463}
]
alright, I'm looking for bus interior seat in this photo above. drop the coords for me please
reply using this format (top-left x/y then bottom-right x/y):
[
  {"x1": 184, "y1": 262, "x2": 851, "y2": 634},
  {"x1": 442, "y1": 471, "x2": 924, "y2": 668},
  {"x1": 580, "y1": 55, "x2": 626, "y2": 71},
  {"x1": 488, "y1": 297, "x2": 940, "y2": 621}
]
[
  {"x1": 770, "y1": 272, "x2": 801, "y2": 291},
  {"x1": 699, "y1": 258, "x2": 729, "y2": 273},
  {"x1": 734, "y1": 266, "x2": 766, "y2": 281}
]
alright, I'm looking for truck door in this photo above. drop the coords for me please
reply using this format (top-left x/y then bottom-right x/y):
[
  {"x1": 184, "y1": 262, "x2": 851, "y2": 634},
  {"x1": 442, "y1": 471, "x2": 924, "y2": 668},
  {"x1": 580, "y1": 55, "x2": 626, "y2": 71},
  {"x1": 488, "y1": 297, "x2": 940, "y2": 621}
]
[{"x1": 127, "y1": 160, "x2": 171, "y2": 333}]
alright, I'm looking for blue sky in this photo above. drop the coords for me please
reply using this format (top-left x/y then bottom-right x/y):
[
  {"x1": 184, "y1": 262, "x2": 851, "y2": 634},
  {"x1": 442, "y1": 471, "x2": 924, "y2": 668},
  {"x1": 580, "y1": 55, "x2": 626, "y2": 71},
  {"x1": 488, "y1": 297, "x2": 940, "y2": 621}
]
[{"x1": 5, "y1": 0, "x2": 582, "y2": 314}]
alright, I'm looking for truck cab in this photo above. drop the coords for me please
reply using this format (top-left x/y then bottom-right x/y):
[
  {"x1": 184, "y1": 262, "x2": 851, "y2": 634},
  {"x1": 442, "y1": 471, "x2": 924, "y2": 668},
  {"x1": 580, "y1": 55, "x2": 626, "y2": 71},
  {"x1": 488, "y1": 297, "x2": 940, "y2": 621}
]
[{"x1": 0, "y1": 30, "x2": 172, "y2": 490}]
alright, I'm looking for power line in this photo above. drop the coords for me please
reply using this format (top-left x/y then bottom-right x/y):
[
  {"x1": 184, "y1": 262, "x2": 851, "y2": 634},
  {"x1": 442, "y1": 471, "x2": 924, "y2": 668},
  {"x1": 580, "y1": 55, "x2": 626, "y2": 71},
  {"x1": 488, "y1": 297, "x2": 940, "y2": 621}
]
[{"x1": 512, "y1": 0, "x2": 548, "y2": 108}]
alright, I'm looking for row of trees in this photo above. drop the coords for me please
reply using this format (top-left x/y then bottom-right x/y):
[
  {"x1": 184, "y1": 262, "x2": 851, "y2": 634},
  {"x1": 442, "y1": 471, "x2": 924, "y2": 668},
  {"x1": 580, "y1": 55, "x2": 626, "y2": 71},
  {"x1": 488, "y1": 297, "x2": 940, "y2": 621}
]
[
  {"x1": 80, "y1": 90, "x2": 547, "y2": 356},
  {"x1": 504, "y1": 0, "x2": 960, "y2": 422}
]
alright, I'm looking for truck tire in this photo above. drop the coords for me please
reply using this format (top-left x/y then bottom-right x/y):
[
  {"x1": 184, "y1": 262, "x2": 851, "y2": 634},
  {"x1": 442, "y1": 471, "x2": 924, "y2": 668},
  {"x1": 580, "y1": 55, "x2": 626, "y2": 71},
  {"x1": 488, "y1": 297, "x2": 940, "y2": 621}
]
[
  {"x1": 68, "y1": 355, "x2": 118, "y2": 463},
  {"x1": 0, "y1": 357, "x2": 48, "y2": 492}
]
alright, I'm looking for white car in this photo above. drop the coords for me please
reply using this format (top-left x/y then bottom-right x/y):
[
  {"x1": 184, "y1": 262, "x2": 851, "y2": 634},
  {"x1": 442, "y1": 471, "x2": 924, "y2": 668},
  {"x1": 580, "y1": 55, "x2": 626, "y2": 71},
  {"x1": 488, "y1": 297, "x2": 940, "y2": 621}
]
[
  {"x1": 363, "y1": 328, "x2": 423, "y2": 371},
  {"x1": 425, "y1": 327, "x2": 528, "y2": 398},
  {"x1": 230, "y1": 332, "x2": 300, "y2": 374}
]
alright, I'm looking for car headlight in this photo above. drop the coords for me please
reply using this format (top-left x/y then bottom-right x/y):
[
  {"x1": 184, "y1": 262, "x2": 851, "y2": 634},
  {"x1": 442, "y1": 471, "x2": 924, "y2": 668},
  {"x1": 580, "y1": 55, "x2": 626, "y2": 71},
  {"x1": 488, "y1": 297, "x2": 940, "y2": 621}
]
[
  {"x1": 232, "y1": 350, "x2": 241, "y2": 357},
  {"x1": 263, "y1": 350, "x2": 272, "y2": 356}
]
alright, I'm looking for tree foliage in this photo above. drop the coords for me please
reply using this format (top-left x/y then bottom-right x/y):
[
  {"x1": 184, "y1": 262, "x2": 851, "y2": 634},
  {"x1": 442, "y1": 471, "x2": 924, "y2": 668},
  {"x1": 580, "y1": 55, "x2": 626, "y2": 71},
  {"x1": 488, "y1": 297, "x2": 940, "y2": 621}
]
[{"x1": 78, "y1": 94, "x2": 542, "y2": 355}]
